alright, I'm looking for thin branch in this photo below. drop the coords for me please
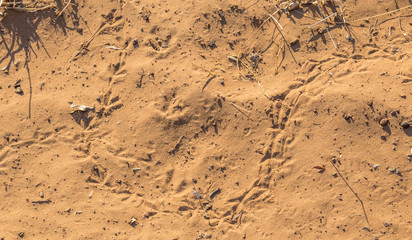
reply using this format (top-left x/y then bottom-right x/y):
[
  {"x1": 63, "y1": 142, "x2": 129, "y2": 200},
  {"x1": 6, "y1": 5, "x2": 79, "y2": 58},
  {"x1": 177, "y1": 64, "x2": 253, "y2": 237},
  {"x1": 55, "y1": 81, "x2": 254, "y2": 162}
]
[
  {"x1": 349, "y1": 4, "x2": 412, "y2": 23},
  {"x1": 230, "y1": 102, "x2": 255, "y2": 121},
  {"x1": 308, "y1": 12, "x2": 337, "y2": 29},
  {"x1": 330, "y1": 160, "x2": 370, "y2": 225},
  {"x1": 316, "y1": 4, "x2": 337, "y2": 49},
  {"x1": 269, "y1": 14, "x2": 298, "y2": 65},
  {"x1": 56, "y1": 0, "x2": 72, "y2": 18},
  {"x1": 269, "y1": 14, "x2": 283, "y2": 30}
]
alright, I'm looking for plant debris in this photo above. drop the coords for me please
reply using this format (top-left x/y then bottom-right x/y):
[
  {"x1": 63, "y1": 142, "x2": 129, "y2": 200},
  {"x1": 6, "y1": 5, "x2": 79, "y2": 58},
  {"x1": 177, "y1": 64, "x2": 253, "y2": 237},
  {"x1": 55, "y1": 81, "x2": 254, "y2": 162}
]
[{"x1": 69, "y1": 102, "x2": 94, "y2": 113}]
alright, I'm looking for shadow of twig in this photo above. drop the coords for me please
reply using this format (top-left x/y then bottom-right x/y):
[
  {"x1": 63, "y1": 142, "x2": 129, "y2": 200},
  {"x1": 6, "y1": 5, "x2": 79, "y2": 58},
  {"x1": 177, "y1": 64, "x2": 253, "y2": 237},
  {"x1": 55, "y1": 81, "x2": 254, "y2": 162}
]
[{"x1": 0, "y1": 0, "x2": 81, "y2": 118}]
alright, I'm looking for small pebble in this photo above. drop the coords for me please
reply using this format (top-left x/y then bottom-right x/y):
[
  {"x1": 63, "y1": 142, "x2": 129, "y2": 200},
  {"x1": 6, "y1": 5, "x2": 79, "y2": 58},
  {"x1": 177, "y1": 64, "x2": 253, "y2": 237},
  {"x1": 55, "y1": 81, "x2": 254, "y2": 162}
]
[
  {"x1": 343, "y1": 113, "x2": 352, "y2": 120},
  {"x1": 379, "y1": 118, "x2": 388, "y2": 126},
  {"x1": 388, "y1": 167, "x2": 401, "y2": 176},
  {"x1": 373, "y1": 164, "x2": 379, "y2": 170},
  {"x1": 208, "y1": 41, "x2": 216, "y2": 48},
  {"x1": 129, "y1": 217, "x2": 137, "y2": 225},
  {"x1": 362, "y1": 226, "x2": 371, "y2": 232},
  {"x1": 39, "y1": 192, "x2": 44, "y2": 198},
  {"x1": 14, "y1": 86, "x2": 23, "y2": 94},
  {"x1": 193, "y1": 190, "x2": 201, "y2": 199},
  {"x1": 400, "y1": 121, "x2": 410, "y2": 128}
]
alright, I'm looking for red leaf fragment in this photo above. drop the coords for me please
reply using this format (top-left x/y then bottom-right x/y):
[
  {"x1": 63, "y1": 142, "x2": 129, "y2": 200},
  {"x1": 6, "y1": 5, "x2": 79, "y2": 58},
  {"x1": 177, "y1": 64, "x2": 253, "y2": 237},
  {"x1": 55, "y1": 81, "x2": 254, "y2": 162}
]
[
  {"x1": 313, "y1": 166, "x2": 326, "y2": 173},
  {"x1": 313, "y1": 166, "x2": 326, "y2": 170}
]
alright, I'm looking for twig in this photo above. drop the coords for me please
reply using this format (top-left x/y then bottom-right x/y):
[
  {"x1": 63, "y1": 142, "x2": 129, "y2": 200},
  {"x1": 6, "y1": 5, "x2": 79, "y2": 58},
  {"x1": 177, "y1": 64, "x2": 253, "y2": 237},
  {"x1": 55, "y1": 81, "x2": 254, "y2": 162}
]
[
  {"x1": 245, "y1": 8, "x2": 281, "y2": 45},
  {"x1": 230, "y1": 102, "x2": 255, "y2": 121},
  {"x1": 257, "y1": 80, "x2": 270, "y2": 99},
  {"x1": 269, "y1": 14, "x2": 298, "y2": 65},
  {"x1": 24, "y1": 62, "x2": 32, "y2": 119},
  {"x1": 234, "y1": 211, "x2": 243, "y2": 228},
  {"x1": 269, "y1": 14, "x2": 283, "y2": 30},
  {"x1": 349, "y1": 5, "x2": 412, "y2": 23},
  {"x1": 56, "y1": 0, "x2": 72, "y2": 18},
  {"x1": 209, "y1": 188, "x2": 221, "y2": 199},
  {"x1": 333, "y1": 0, "x2": 347, "y2": 25},
  {"x1": 192, "y1": 63, "x2": 217, "y2": 77},
  {"x1": 398, "y1": 16, "x2": 410, "y2": 42},
  {"x1": 192, "y1": 63, "x2": 217, "y2": 91},
  {"x1": 308, "y1": 12, "x2": 337, "y2": 29},
  {"x1": 228, "y1": 55, "x2": 254, "y2": 80},
  {"x1": 71, "y1": 23, "x2": 106, "y2": 61},
  {"x1": 2, "y1": 4, "x2": 55, "y2": 12},
  {"x1": 274, "y1": 39, "x2": 285, "y2": 74},
  {"x1": 316, "y1": 4, "x2": 337, "y2": 49},
  {"x1": 32, "y1": 199, "x2": 51, "y2": 204},
  {"x1": 330, "y1": 160, "x2": 369, "y2": 225},
  {"x1": 333, "y1": 0, "x2": 352, "y2": 39}
]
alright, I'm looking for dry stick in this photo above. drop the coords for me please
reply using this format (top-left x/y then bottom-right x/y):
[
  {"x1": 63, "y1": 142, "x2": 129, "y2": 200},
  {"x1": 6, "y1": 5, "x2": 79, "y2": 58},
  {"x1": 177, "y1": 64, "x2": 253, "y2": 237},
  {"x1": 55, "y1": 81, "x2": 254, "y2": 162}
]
[
  {"x1": 333, "y1": 0, "x2": 347, "y2": 26},
  {"x1": 398, "y1": 16, "x2": 411, "y2": 42},
  {"x1": 333, "y1": 0, "x2": 353, "y2": 39},
  {"x1": 239, "y1": 58, "x2": 255, "y2": 78},
  {"x1": 330, "y1": 160, "x2": 370, "y2": 225},
  {"x1": 316, "y1": 4, "x2": 337, "y2": 49},
  {"x1": 228, "y1": 55, "x2": 269, "y2": 98},
  {"x1": 274, "y1": 39, "x2": 285, "y2": 74},
  {"x1": 2, "y1": 4, "x2": 55, "y2": 12},
  {"x1": 234, "y1": 49, "x2": 245, "y2": 78},
  {"x1": 71, "y1": 23, "x2": 106, "y2": 61},
  {"x1": 269, "y1": 14, "x2": 283, "y2": 30},
  {"x1": 368, "y1": 19, "x2": 378, "y2": 39},
  {"x1": 229, "y1": 54, "x2": 257, "y2": 80},
  {"x1": 230, "y1": 102, "x2": 255, "y2": 121},
  {"x1": 228, "y1": 55, "x2": 247, "y2": 79},
  {"x1": 257, "y1": 80, "x2": 270, "y2": 99},
  {"x1": 56, "y1": 0, "x2": 72, "y2": 18},
  {"x1": 308, "y1": 12, "x2": 337, "y2": 29},
  {"x1": 244, "y1": 8, "x2": 281, "y2": 48},
  {"x1": 1, "y1": 1, "x2": 36, "y2": 5},
  {"x1": 192, "y1": 63, "x2": 217, "y2": 77},
  {"x1": 349, "y1": 4, "x2": 412, "y2": 23},
  {"x1": 269, "y1": 14, "x2": 298, "y2": 65}
]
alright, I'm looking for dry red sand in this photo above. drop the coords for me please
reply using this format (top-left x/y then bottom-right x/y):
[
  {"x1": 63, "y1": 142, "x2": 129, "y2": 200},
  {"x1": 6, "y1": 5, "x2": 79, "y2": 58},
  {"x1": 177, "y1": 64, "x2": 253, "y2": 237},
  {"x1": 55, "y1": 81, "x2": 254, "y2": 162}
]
[{"x1": 0, "y1": 0, "x2": 411, "y2": 239}]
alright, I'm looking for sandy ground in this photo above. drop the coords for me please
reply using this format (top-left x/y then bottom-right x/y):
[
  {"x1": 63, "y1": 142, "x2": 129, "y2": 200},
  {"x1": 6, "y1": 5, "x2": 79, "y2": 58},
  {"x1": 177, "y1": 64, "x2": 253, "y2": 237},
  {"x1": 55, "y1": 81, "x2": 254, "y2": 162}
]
[{"x1": 0, "y1": 0, "x2": 411, "y2": 239}]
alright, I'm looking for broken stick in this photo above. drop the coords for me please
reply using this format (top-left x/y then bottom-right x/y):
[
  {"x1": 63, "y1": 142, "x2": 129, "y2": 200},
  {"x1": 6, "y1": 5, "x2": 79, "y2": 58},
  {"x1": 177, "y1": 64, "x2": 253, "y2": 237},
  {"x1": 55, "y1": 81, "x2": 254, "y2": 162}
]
[
  {"x1": 269, "y1": 13, "x2": 298, "y2": 65},
  {"x1": 330, "y1": 160, "x2": 369, "y2": 225}
]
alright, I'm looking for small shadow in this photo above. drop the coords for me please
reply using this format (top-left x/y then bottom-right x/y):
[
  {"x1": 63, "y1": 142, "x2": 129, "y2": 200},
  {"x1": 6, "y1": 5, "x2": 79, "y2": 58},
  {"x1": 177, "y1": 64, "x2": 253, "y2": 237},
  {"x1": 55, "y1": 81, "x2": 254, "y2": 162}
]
[
  {"x1": 202, "y1": 76, "x2": 216, "y2": 92},
  {"x1": 403, "y1": 127, "x2": 412, "y2": 137},
  {"x1": 291, "y1": 40, "x2": 301, "y2": 52},
  {"x1": 218, "y1": 10, "x2": 226, "y2": 28},
  {"x1": 71, "y1": 111, "x2": 94, "y2": 128},
  {"x1": 213, "y1": 124, "x2": 218, "y2": 134},
  {"x1": 382, "y1": 125, "x2": 392, "y2": 135},
  {"x1": 286, "y1": 8, "x2": 305, "y2": 23}
]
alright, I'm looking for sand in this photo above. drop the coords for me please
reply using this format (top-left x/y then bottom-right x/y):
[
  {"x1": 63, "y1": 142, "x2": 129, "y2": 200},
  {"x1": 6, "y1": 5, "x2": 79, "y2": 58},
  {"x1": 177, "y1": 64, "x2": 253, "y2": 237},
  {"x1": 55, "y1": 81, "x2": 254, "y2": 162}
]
[{"x1": 0, "y1": 0, "x2": 411, "y2": 239}]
